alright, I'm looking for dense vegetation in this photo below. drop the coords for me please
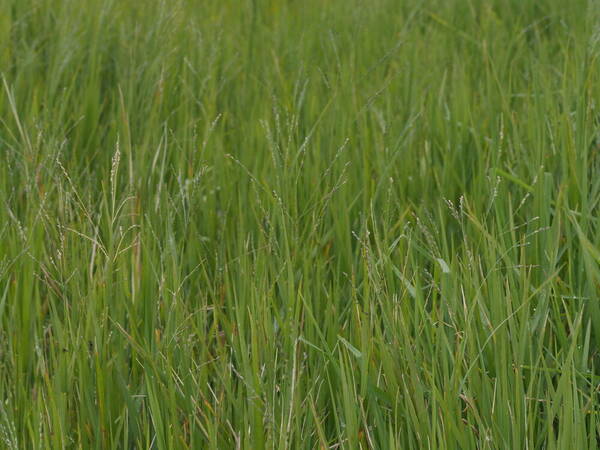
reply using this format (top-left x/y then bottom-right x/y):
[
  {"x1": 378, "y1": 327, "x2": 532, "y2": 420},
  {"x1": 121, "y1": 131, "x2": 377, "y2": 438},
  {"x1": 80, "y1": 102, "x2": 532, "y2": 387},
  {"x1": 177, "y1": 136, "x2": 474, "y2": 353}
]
[{"x1": 2, "y1": 0, "x2": 600, "y2": 448}]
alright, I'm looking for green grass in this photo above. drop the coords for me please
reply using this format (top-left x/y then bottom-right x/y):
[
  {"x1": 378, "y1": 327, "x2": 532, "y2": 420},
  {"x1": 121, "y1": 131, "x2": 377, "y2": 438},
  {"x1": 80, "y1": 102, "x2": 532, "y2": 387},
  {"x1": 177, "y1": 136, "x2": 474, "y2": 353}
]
[{"x1": 1, "y1": 0, "x2": 600, "y2": 447}]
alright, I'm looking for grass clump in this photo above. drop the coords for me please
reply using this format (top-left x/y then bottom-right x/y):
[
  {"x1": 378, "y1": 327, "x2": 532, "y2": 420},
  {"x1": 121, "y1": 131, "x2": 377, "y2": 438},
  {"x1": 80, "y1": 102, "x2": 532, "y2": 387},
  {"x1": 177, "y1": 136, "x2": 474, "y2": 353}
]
[{"x1": 2, "y1": 0, "x2": 600, "y2": 448}]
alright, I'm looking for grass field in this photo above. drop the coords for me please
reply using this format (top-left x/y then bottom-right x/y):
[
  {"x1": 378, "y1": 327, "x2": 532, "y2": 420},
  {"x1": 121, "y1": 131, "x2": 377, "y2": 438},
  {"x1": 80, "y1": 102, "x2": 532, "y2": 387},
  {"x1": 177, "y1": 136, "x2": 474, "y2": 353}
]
[{"x1": 2, "y1": 0, "x2": 600, "y2": 448}]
